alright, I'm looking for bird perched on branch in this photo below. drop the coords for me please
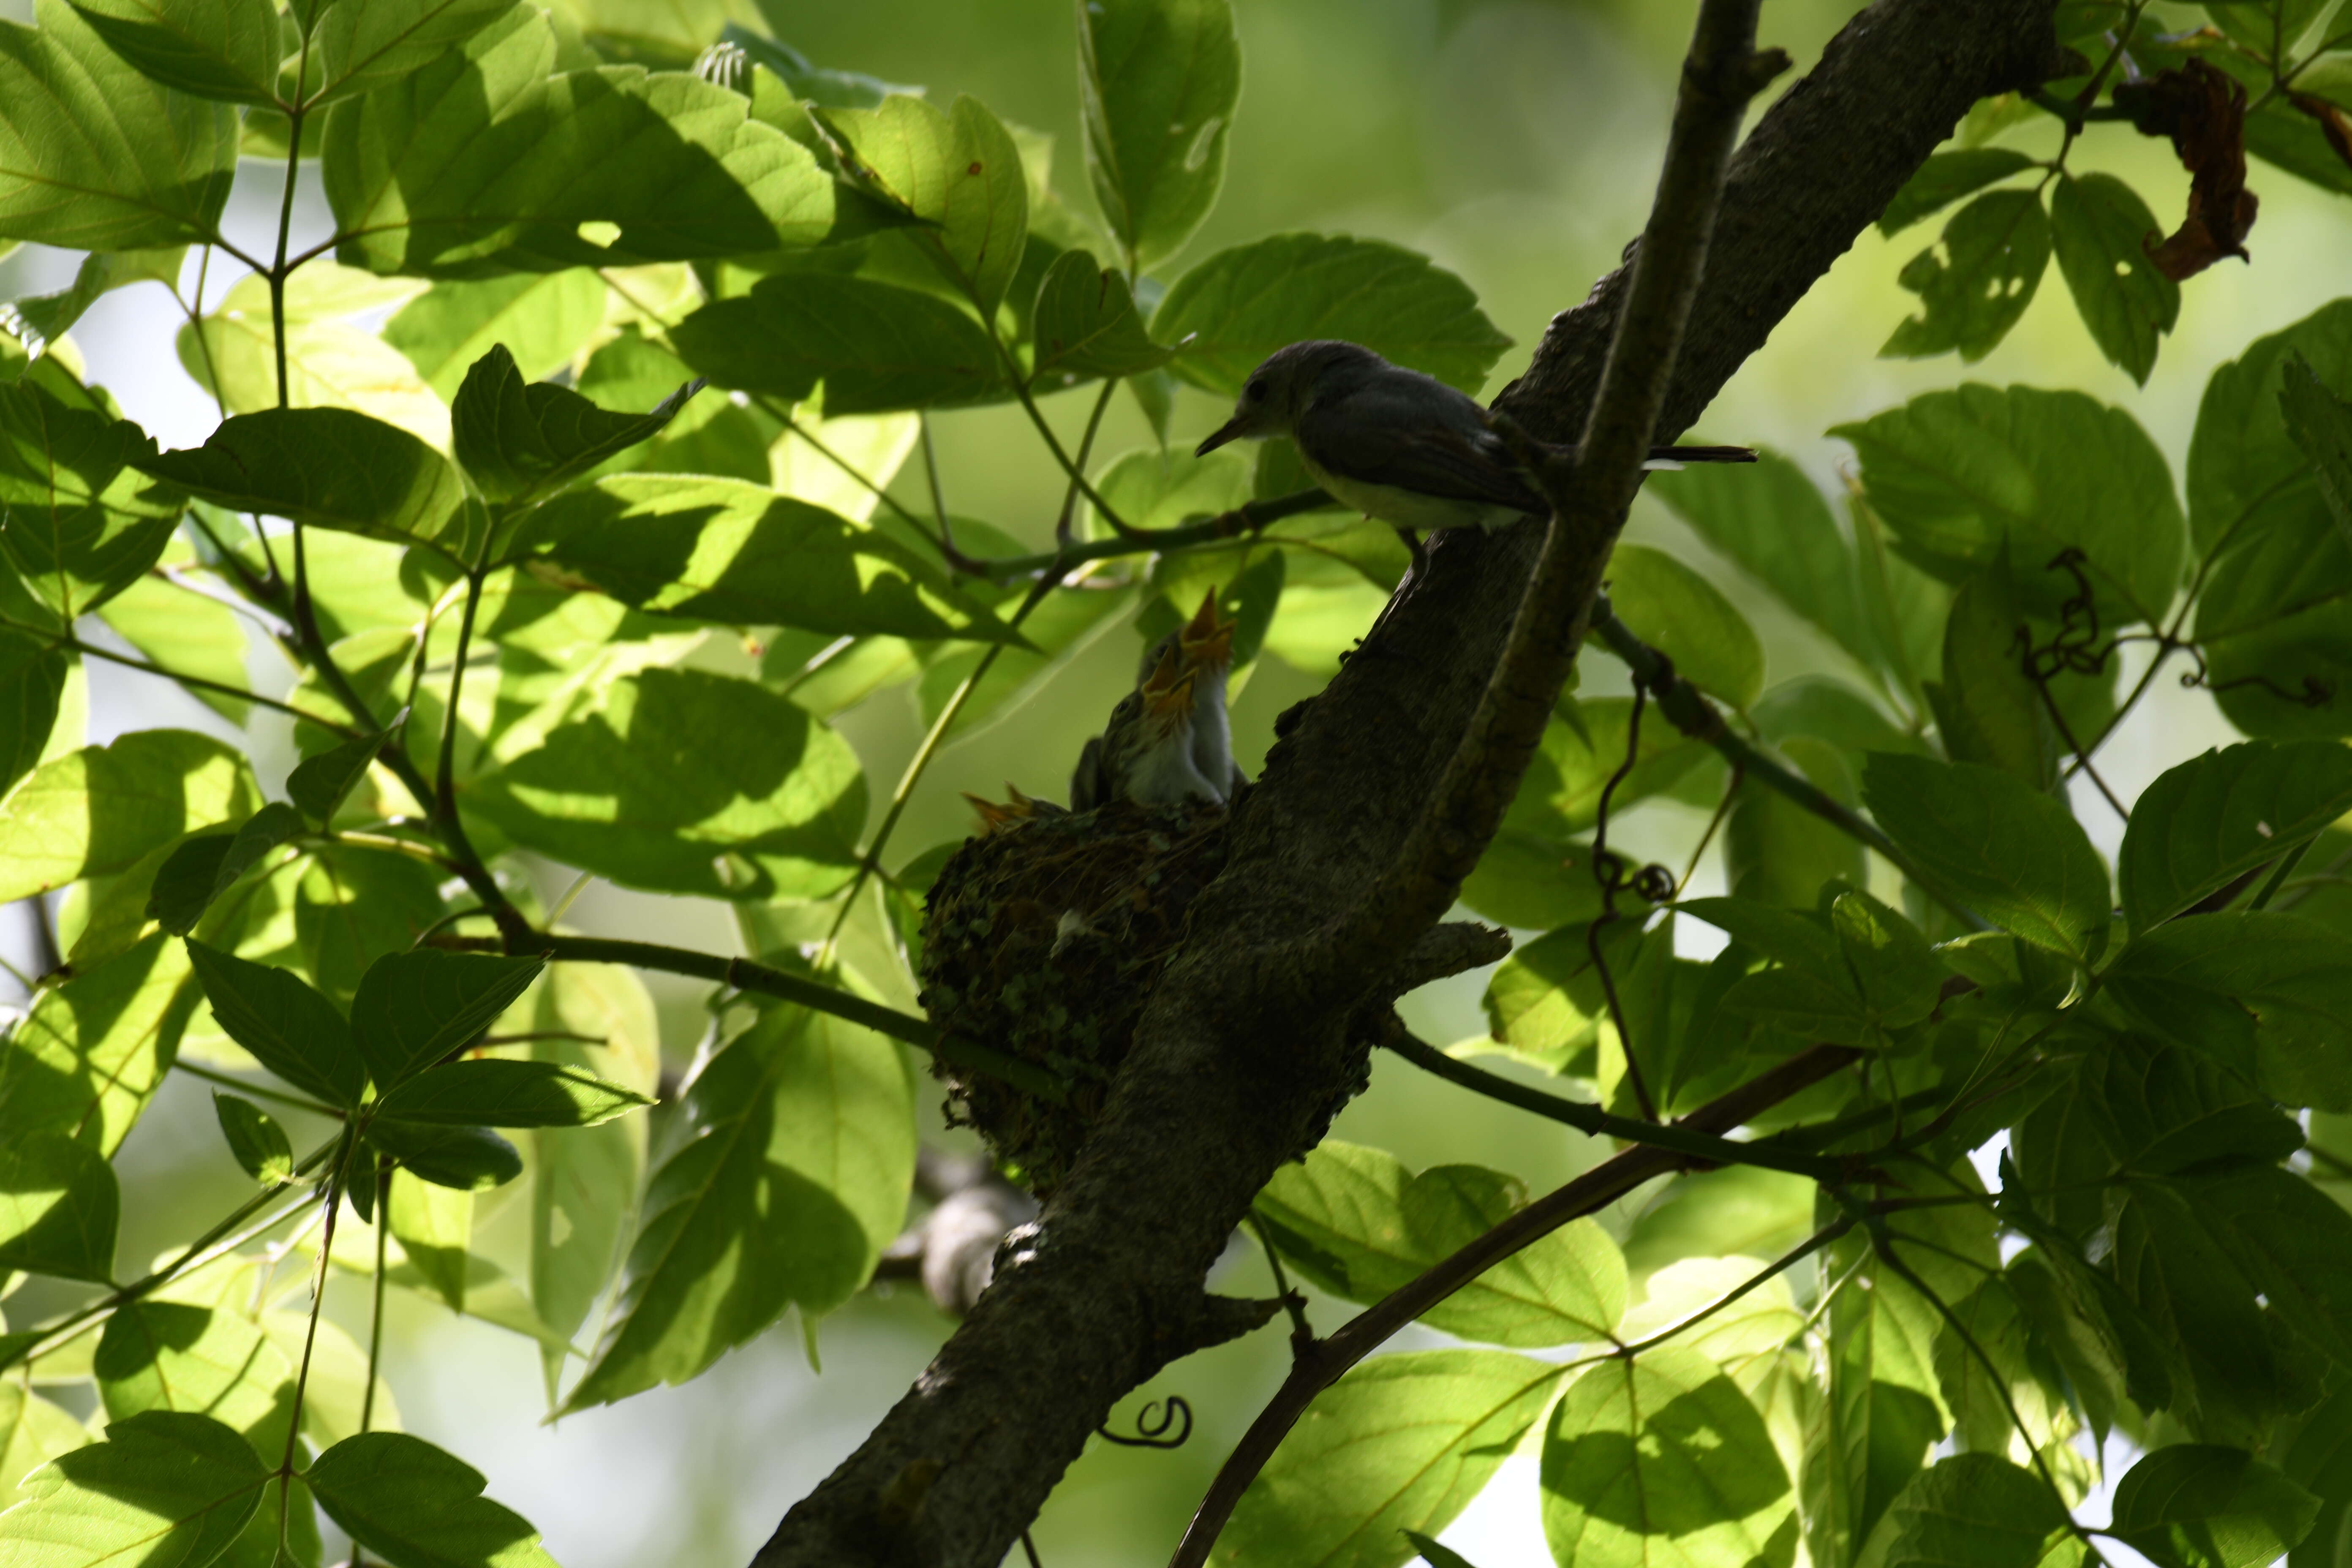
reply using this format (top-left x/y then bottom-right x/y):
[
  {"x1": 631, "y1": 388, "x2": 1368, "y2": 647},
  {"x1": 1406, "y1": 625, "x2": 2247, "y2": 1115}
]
[
  {"x1": 1193, "y1": 340, "x2": 1754, "y2": 535},
  {"x1": 1070, "y1": 593, "x2": 1244, "y2": 811}
]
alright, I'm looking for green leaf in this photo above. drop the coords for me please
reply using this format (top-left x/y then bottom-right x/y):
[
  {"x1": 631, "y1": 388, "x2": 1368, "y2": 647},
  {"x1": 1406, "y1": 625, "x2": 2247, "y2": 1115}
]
[
  {"x1": 2284, "y1": 1383, "x2": 2352, "y2": 1568},
  {"x1": 0, "y1": 1380, "x2": 92, "y2": 1497},
  {"x1": 452, "y1": 342, "x2": 699, "y2": 508},
  {"x1": 1860, "y1": 753, "x2": 2110, "y2": 962},
  {"x1": 67, "y1": 0, "x2": 280, "y2": 104},
  {"x1": 1622, "y1": 1167, "x2": 1818, "y2": 1282},
  {"x1": 365, "y1": 1122, "x2": 521, "y2": 1191},
  {"x1": 177, "y1": 303, "x2": 451, "y2": 452},
  {"x1": 1028, "y1": 250, "x2": 1173, "y2": 384},
  {"x1": 1225, "y1": 1350, "x2": 1561, "y2": 1568},
  {"x1": 1724, "y1": 738, "x2": 1867, "y2": 909},
  {"x1": 2119, "y1": 741, "x2": 2352, "y2": 932},
  {"x1": 0, "y1": 729, "x2": 251, "y2": 904},
  {"x1": 382, "y1": 269, "x2": 608, "y2": 405},
  {"x1": 6, "y1": 245, "x2": 185, "y2": 348},
  {"x1": 187, "y1": 939, "x2": 367, "y2": 1108},
  {"x1": 1541, "y1": 1345, "x2": 1796, "y2": 1568},
  {"x1": 350, "y1": 950, "x2": 545, "y2": 1092},
  {"x1": 0, "y1": 933, "x2": 197, "y2": 1155},
  {"x1": 1931, "y1": 572, "x2": 2054, "y2": 790},
  {"x1": 287, "y1": 727, "x2": 394, "y2": 826},
  {"x1": 146, "y1": 801, "x2": 302, "y2": 936},
  {"x1": 816, "y1": 94, "x2": 1027, "y2": 315},
  {"x1": 1872, "y1": 1455, "x2": 2067, "y2": 1568},
  {"x1": 305, "y1": 1430, "x2": 557, "y2": 1568},
  {"x1": 1509, "y1": 697, "x2": 1712, "y2": 839},
  {"x1": 1832, "y1": 889, "x2": 1948, "y2": 1032},
  {"x1": 508, "y1": 475, "x2": 1016, "y2": 642},
  {"x1": 1882, "y1": 190, "x2": 2051, "y2": 363},
  {"x1": 0, "y1": 1129, "x2": 116, "y2": 1282},
  {"x1": 1078, "y1": 0, "x2": 1238, "y2": 269},
  {"x1": 521, "y1": 960, "x2": 656, "y2": 1396},
  {"x1": 322, "y1": 6, "x2": 837, "y2": 276},
  {"x1": 374, "y1": 1059, "x2": 648, "y2": 1129},
  {"x1": 1458, "y1": 825, "x2": 1603, "y2": 932},
  {"x1": 2106, "y1": 912, "x2": 2352, "y2": 1111},
  {"x1": 0, "y1": 1410, "x2": 268, "y2": 1567},
  {"x1": 1153, "y1": 233, "x2": 1514, "y2": 397},
  {"x1": 466, "y1": 667, "x2": 867, "y2": 901},
  {"x1": 212, "y1": 1094, "x2": 293, "y2": 1186},
  {"x1": 1255, "y1": 1141, "x2": 1628, "y2": 1347},
  {"x1": 291, "y1": 843, "x2": 451, "y2": 1007},
  {"x1": 1835, "y1": 384, "x2": 2185, "y2": 627},
  {"x1": 95, "y1": 569, "x2": 250, "y2": 725},
  {"x1": 386, "y1": 1170, "x2": 473, "y2": 1312},
  {"x1": 564, "y1": 994, "x2": 915, "y2": 1409},
  {"x1": 0, "y1": 626, "x2": 68, "y2": 800},
  {"x1": 1601, "y1": 544, "x2": 1764, "y2": 709},
  {"x1": 0, "y1": 380, "x2": 182, "y2": 622},
  {"x1": 2281, "y1": 353, "x2": 2352, "y2": 545},
  {"x1": 1649, "y1": 451, "x2": 1877, "y2": 678},
  {"x1": 95, "y1": 1301, "x2": 295, "y2": 1454},
  {"x1": 1402, "y1": 1531, "x2": 1486, "y2": 1568},
  {"x1": 1878, "y1": 148, "x2": 2037, "y2": 235},
  {"x1": 2050, "y1": 172, "x2": 2180, "y2": 385},
  {"x1": 2111, "y1": 1446, "x2": 2321, "y2": 1568},
  {"x1": 0, "y1": 0, "x2": 237, "y2": 249},
  {"x1": 668, "y1": 273, "x2": 1004, "y2": 412},
  {"x1": 136, "y1": 408, "x2": 475, "y2": 558},
  {"x1": 299, "y1": 0, "x2": 514, "y2": 108}
]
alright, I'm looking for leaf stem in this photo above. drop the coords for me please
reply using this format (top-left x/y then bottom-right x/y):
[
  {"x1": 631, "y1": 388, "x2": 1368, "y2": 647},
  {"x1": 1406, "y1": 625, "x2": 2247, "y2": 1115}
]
[
  {"x1": 436, "y1": 570, "x2": 487, "y2": 825},
  {"x1": 173, "y1": 1059, "x2": 343, "y2": 1119}
]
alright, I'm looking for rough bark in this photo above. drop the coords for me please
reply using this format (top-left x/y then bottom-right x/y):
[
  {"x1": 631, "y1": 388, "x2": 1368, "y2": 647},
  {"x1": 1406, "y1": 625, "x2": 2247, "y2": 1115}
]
[{"x1": 751, "y1": 3, "x2": 2066, "y2": 1565}]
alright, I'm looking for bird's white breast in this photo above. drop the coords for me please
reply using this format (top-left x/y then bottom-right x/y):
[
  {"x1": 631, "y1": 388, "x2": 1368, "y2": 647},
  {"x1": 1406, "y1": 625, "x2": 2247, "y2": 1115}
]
[{"x1": 1295, "y1": 449, "x2": 1520, "y2": 532}]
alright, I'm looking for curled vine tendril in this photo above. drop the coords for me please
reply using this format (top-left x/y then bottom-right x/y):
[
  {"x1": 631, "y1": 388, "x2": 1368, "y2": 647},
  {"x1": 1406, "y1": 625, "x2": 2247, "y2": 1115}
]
[{"x1": 1098, "y1": 1396, "x2": 1193, "y2": 1449}]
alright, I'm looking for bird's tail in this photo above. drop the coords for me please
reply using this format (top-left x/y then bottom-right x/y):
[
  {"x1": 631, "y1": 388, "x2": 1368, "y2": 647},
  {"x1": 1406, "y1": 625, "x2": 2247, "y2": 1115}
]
[{"x1": 1644, "y1": 444, "x2": 1756, "y2": 465}]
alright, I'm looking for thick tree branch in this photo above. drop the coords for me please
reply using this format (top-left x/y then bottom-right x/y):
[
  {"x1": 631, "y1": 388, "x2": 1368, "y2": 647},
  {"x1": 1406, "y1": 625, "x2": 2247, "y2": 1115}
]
[{"x1": 751, "y1": 5, "x2": 2066, "y2": 1565}]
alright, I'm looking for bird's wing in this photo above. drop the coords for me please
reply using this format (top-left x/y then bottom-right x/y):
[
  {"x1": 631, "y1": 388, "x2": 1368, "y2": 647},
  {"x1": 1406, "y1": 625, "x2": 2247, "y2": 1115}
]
[{"x1": 1296, "y1": 390, "x2": 1544, "y2": 512}]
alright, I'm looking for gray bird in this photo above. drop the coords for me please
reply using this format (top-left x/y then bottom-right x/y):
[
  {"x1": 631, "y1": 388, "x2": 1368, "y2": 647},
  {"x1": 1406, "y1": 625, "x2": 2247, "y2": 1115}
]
[
  {"x1": 1069, "y1": 637, "x2": 1225, "y2": 811},
  {"x1": 1193, "y1": 340, "x2": 1753, "y2": 534}
]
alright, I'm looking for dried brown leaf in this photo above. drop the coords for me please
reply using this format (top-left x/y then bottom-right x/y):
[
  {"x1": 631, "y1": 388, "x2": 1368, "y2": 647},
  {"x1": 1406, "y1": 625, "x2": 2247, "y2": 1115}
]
[{"x1": 2113, "y1": 58, "x2": 2259, "y2": 280}]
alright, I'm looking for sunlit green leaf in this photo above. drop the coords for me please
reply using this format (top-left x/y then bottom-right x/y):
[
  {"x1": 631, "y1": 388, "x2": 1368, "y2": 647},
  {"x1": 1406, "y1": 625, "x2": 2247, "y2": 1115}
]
[
  {"x1": 1154, "y1": 234, "x2": 1513, "y2": 397},
  {"x1": 0, "y1": 1410, "x2": 268, "y2": 1566},
  {"x1": 1256, "y1": 1141, "x2": 1628, "y2": 1348},
  {"x1": 1542, "y1": 1345, "x2": 1796, "y2": 1568},
  {"x1": 0, "y1": 729, "x2": 250, "y2": 904},
  {"x1": 322, "y1": 5, "x2": 837, "y2": 276},
  {"x1": 68, "y1": 0, "x2": 280, "y2": 105},
  {"x1": 0, "y1": 932, "x2": 197, "y2": 1154},
  {"x1": 1872, "y1": 1455, "x2": 2066, "y2": 1568},
  {"x1": 0, "y1": 0, "x2": 237, "y2": 249},
  {"x1": 564, "y1": 994, "x2": 914, "y2": 1409},
  {"x1": 0, "y1": 1129, "x2": 116, "y2": 1282},
  {"x1": 305, "y1": 1429, "x2": 558, "y2": 1568},
  {"x1": 466, "y1": 667, "x2": 867, "y2": 901},
  {"x1": 1228, "y1": 1350, "x2": 1561, "y2": 1568},
  {"x1": 0, "y1": 1380, "x2": 91, "y2": 1497},
  {"x1": 211, "y1": 1094, "x2": 293, "y2": 1186},
  {"x1": 1028, "y1": 250, "x2": 1172, "y2": 384},
  {"x1": 0, "y1": 380, "x2": 182, "y2": 622},
  {"x1": 382, "y1": 269, "x2": 608, "y2": 405},
  {"x1": 147, "y1": 801, "x2": 302, "y2": 936},
  {"x1": 95, "y1": 570, "x2": 250, "y2": 725},
  {"x1": 299, "y1": 0, "x2": 514, "y2": 107},
  {"x1": 287, "y1": 730, "x2": 395, "y2": 828},
  {"x1": 817, "y1": 94, "x2": 1026, "y2": 315}
]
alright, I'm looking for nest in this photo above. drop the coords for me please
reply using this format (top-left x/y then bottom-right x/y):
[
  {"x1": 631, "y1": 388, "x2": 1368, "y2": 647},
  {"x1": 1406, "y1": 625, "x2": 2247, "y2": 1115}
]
[{"x1": 917, "y1": 799, "x2": 1230, "y2": 1192}]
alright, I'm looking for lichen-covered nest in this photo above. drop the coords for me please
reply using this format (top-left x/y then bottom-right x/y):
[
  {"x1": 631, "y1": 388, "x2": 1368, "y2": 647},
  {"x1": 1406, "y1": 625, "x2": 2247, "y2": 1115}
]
[{"x1": 917, "y1": 799, "x2": 1230, "y2": 1192}]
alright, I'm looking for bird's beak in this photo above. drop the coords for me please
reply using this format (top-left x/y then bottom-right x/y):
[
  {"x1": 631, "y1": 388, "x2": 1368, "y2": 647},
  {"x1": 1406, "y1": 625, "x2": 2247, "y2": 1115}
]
[
  {"x1": 1139, "y1": 641, "x2": 1198, "y2": 722},
  {"x1": 1194, "y1": 416, "x2": 1247, "y2": 457},
  {"x1": 1180, "y1": 590, "x2": 1235, "y2": 670}
]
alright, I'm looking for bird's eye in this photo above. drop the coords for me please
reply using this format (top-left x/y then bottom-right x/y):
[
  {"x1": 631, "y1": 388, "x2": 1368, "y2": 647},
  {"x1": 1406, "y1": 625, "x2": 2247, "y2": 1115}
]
[{"x1": 1245, "y1": 381, "x2": 1267, "y2": 403}]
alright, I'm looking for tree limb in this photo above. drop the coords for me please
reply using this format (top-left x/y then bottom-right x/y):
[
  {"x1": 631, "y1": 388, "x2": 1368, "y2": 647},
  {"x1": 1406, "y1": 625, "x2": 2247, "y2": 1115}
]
[{"x1": 750, "y1": 4, "x2": 2067, "y2": 1565}]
